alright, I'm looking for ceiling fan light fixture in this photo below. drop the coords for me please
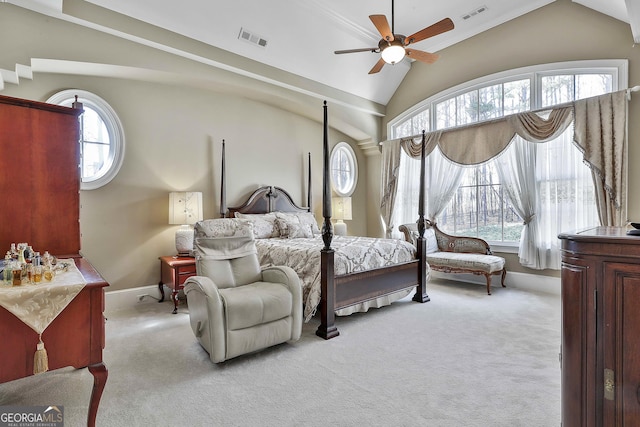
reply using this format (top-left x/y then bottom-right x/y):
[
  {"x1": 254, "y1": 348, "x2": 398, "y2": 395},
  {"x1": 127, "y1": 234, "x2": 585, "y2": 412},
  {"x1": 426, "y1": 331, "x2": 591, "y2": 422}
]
[{"x1": 381, "y1": 42, "x2": 405, "y2": 64}]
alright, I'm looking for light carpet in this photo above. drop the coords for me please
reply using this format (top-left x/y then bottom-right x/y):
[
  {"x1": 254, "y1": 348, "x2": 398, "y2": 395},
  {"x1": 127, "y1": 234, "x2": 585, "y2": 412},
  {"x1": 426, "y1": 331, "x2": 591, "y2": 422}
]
[{"x1": 0, "y1": 278, "x2": 561, "y2": 427}]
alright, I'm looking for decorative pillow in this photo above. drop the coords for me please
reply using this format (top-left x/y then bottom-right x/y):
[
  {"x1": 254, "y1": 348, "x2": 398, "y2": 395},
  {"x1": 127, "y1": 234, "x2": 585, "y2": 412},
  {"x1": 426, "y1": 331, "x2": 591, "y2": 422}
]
[
  {"x1": 296, "y1": 212, "x2": 321, "y2": 235},
  {"x1": 409, "y1": 228, "x2": 439, "y2": 254},
  {"x1": 275, "y1": 212, "x2": 321, "y2": 235},
  {"x1": 286, "y1": 222, "x2": 314, "y2": 239},
  {"x1": 425, "y1": 228, "x2": 439, "y2": 254},
  {"x1": 233, "y1": 212, "x2": 279, "y2": 239},
  {"x1": 274, "y1": 216, "x2": 299, "y2": 238}
]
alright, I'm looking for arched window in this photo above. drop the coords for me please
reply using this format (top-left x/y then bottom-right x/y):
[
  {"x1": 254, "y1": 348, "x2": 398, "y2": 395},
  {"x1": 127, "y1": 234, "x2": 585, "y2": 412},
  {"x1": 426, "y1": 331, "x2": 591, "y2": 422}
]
[
  {"x1": 47, "y1": 90, "x2": 125, "y2": 190},
  {"x1": 388, "y1": 60, "x2": 626, "y2": 261}
]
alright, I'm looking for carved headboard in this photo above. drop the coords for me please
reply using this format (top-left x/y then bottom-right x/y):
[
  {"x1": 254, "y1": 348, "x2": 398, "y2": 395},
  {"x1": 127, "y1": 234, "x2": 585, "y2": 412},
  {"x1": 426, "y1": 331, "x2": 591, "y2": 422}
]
[{"x1": 227, "y1": 186, "x2": 310, "y2": 217}]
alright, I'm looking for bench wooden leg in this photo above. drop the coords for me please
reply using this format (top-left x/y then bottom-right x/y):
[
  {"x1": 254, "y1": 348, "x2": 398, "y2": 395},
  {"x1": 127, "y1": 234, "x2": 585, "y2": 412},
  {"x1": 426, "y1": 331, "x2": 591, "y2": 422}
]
[
  {"x1": 501, "y1": 269, "x2": 506, "y2": 287},
  {"x1": 485, "y1": 274, "x2": 491, "y2": 295}
]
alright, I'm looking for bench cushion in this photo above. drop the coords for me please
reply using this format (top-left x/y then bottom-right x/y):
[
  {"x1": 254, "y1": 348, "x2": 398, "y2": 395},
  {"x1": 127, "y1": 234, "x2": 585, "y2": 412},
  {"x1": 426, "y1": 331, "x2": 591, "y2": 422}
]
[{"x1": 426, "y1": 252, "x2": 505, "y2": 274}]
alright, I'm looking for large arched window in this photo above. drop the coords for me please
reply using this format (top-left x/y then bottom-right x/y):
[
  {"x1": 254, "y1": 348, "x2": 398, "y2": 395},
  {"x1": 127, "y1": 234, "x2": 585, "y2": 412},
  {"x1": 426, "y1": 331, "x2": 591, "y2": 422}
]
[
  {"x1": 388, "y1": 60, "x2": 627, "y2": 265},
  {"x1": 47, "y1": 90, "x2": 125, "y2": 190}
]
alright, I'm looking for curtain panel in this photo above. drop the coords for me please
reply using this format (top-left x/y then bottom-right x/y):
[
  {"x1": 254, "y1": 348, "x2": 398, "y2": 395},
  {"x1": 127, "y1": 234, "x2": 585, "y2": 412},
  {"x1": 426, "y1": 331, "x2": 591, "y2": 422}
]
[{"x1": 381, "y1": 90, "x2": 628, "y2": 265}]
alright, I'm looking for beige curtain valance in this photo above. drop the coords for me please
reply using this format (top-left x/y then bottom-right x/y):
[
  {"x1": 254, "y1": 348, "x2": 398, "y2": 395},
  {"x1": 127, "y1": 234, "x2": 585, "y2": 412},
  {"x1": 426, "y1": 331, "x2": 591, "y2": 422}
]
[
  {"x1": 386, "y1": 90, "x2": 627, "y2": 224},
  {"x1": 396, "y1": 105, "x2": 574, "y2": 165}
]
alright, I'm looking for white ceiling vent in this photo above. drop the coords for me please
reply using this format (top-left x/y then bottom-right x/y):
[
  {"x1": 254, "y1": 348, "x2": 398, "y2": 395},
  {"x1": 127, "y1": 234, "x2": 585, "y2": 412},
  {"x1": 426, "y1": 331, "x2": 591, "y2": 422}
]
[
  {"x1": 238, "y1": 28, "x2": 268, "y2": 48},
  {"x1": 462, "y1": 5, "x2": 488, "y2": 20}
]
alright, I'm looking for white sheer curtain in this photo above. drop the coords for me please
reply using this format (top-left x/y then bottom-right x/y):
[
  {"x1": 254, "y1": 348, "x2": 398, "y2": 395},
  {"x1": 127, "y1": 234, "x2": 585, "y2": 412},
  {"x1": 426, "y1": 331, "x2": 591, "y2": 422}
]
[
  {"x1": 425, "y1": 148, "x2": 465, "y2": 222},
  {"x1": 391, "y1": 150, "x2": 421, "y2": 238},
  {"x1": 382, "y1": 90, "x2": 626, "y2": 270},
  {"x1": 494, "y1": 138, "x2": 540, "y2": 268},
  {"x1": 535, "y1": 126, "x2": 598, "y2": 268},
  {"x1": 392, "y1": 146, "x2": 464, "y2": 238}
]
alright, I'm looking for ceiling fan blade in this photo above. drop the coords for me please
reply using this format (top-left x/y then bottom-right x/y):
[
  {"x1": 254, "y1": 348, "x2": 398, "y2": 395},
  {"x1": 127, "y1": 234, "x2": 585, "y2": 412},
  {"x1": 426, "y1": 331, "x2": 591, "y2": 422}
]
[
  {"x1": 405, "y1": 48, "x2": 439, "y2": 64},
  {"x1": 334, "y1": 47, "x2": 378, "y2": 55},
  {"x1": 370, "y1": 15, "x2": 394, "y2": 41},
  {"x1": 405, "y1": 18, "x2": 454, "y2": 46},
  {"x1": 368, "y1": 58, "x2": 386, "y2": 74}
]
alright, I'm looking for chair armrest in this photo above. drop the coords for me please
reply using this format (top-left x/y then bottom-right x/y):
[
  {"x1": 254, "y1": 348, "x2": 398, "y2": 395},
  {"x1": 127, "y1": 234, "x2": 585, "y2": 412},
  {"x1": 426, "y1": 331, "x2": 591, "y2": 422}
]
[
  {"x1": 184, "y1": 276, "x2": 226, "y2": 362},
  {"x1": 184, "y1": 275, "x2": 222, "y2": 305},
  {"x1": 398, "y1": 224, "x2": 417, "y2": 245},
  {"x1": 261, "y1": 265, "x2": 303, "y2": 341},
  {"x1": 432, "y1": 225, "x2": 493, "y2": 255}
]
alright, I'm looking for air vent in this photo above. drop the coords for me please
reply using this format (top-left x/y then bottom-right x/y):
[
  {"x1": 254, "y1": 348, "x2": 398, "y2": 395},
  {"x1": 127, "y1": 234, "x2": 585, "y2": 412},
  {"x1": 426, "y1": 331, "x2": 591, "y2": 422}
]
[
  {"x1": 462, "y1": 5, "x2": 488, "y2": 20},
  {"x1": 238, "y1": 28, "x2": 268, "y2": 48}
]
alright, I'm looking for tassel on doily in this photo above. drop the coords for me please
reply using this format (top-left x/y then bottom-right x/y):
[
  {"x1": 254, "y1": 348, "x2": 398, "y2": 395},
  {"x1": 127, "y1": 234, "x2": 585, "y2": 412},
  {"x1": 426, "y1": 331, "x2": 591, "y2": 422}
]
[{"x1": 34, "y1": 335, "x2": 49, "y2": 375}]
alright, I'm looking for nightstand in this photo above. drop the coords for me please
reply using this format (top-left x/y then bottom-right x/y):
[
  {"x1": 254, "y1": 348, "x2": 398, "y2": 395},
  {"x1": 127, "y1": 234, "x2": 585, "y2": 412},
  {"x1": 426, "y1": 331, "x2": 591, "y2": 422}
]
[{"x1": 158, "y1": 255, "x2": 196, "y2": 314}]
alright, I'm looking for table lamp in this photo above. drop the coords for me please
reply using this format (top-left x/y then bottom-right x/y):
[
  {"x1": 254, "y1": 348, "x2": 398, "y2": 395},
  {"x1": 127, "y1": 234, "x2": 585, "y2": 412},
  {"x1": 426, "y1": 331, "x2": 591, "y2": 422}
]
[
  {"x1": 169, "y1": 192, "x2": 203, "y2": 256},
  {"x1": 332, "y1": 197, "x2": 352, "y2": 236}
]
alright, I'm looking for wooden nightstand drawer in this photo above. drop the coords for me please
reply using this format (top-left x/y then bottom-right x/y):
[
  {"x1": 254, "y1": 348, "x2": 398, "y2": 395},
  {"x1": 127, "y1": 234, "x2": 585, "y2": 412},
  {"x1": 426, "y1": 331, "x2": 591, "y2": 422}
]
[{"x1": 177, "y1": 265, "x2": 197, "y2": 285}]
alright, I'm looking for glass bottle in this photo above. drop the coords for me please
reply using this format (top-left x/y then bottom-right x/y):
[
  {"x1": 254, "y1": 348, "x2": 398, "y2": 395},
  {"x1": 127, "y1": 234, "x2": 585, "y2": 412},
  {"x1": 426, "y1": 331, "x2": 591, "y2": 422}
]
[{"x1": 2, "y1": 254, "x2": 12, "y2": 285}]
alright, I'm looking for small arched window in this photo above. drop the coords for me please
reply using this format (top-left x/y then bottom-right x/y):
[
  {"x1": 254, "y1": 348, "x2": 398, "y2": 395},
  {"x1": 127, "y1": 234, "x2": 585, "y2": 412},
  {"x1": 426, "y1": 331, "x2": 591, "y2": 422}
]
[
  {"x1": 47, "y1": 90, "x2": 125, "y2": 190},
  {"x1": 330, "y1": 142, "x2": 358, "y2": 197}
]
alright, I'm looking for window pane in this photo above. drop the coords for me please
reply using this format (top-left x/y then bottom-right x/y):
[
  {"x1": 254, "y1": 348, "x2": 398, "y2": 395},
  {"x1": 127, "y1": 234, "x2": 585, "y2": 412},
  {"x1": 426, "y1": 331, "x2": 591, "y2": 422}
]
[
  {"x1": 575, "y1": 74, "x2": 612, "y2": 100},
  {"x1": 392, "y1": 109, "x2": 429, "y2": 138},
  {"x1": 82, "y1": 142, "x2": 109, "y2": 179},
  {"x1": 439, "y1": 161, "x2": 522, "y2": 242},
  {"x1": 503, "y1": 79, "x2": 530, "y2": 115},
  {"x1": 541, "y1": 75, "x2": 574, "y2": 107},
  {"x1": 479, "y1": 84, "x2": 502, "y2": 121},
  {"x1": 83, "y1": 107, "x2": 109, "y2": 144},
  {"x1": 456, "y1": 91, "x2": 478, "y2": 125},
  {"x1": 435, "y1": 98, "x2": 456, "y2": 130}
]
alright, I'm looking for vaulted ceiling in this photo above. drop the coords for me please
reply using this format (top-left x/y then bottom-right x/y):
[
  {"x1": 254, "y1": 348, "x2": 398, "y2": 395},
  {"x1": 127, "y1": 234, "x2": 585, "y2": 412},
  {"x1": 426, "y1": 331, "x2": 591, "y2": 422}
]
[{"x1": 8, "y1": 0, "x2": 640, "y2": 106}]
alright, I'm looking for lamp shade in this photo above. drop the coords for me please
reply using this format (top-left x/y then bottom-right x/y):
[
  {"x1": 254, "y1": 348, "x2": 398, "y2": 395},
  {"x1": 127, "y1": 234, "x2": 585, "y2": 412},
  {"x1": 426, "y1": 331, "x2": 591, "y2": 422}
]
[
  {"x1": 332, "y1": 197, "x2": 352, "y2": 221},
  {"x1": 169, "y1": 192, "x2": 203, "y2": 225},
  {"x1": 381, "y1": 42, "x2": 406, "y2": 64}
]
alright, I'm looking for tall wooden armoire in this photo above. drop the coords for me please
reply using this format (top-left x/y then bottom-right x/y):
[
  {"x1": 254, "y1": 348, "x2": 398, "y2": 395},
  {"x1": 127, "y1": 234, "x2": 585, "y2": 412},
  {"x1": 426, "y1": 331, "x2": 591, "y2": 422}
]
[
  {"x1": 0, "y1": 94, "x2": 108, "y2": 427},
  {"x1": 0, "y1": 94, "x2": 81, "y2": 253},
  {"x1": 559, "y1": 227, "x2": 640, "y2": 426}
]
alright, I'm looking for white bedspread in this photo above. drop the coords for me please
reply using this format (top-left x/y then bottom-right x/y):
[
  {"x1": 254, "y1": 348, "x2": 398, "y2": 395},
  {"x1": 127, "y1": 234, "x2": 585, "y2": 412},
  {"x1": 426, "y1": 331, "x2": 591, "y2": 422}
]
[{"x1": 255, "y1": 235, "x2": 417, "y2": 321}]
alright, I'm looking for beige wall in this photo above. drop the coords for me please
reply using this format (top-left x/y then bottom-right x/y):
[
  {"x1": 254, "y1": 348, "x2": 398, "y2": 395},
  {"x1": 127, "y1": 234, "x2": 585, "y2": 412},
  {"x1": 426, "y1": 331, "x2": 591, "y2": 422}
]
[
  {"x1": 0, "y1": 4, "x2": 378, "y2": 292},
  {"x1": 384, "y1": 0, "x2": 640, "y2": 276},
  {"x1": 2, "y1": 0, "x2": 639, "y2": 289}
]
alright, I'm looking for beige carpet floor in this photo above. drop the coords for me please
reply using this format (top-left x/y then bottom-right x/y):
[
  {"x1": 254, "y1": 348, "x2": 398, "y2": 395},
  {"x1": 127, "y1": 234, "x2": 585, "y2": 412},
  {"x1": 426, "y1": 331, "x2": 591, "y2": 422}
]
[{"x1": 0, "y1": 277, "x2": 561, "y2": 427}]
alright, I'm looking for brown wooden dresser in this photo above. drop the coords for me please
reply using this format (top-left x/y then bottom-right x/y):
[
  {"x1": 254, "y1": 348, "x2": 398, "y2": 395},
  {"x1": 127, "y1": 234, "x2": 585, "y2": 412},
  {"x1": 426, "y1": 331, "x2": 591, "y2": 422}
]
[{"x1": 559, "y1": 226, "x2": 640, "y2": 426}]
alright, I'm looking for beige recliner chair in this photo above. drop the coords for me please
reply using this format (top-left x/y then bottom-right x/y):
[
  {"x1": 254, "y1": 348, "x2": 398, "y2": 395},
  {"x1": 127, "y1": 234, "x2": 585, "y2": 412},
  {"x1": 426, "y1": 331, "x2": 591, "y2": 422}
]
[{"x1": 184, "y1": 218, "x2": 302, "y2": 363}]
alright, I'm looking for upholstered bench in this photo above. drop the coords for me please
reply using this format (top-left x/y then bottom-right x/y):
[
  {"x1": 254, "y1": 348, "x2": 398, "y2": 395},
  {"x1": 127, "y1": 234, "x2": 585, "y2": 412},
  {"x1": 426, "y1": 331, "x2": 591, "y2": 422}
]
[{"x1": 399, "y1": 221, "x2": 506, "y2": 294}]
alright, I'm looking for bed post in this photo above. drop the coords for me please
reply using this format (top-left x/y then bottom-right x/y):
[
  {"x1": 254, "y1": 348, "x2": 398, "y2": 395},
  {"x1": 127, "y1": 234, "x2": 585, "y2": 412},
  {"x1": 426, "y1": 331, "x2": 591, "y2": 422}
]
[
  {"x1": 307, "y1": 152, "x2": 312, "y2": 210},
  {"x1": 317, "y1": 101, "x2": 339, "y2": 340},
  {"x1": 220, "y1": 139, "x2": 227, "y2": 218},
  {"x1": 413, "y1": 130, "x2": 430, "y2": 303}
]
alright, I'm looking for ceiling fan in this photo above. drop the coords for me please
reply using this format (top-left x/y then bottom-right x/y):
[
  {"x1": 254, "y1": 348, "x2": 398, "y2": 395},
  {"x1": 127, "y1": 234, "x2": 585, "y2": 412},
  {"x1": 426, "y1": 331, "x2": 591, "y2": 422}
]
[{"x1": 334, "y1": 0, "x2": 455, "y2": 74}]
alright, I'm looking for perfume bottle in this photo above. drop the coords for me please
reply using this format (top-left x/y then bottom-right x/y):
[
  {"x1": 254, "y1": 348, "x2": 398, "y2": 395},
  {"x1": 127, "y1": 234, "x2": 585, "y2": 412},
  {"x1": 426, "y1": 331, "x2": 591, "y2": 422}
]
[{"x1": 2, "y1": 254, "x2": 12, "y2": 285}]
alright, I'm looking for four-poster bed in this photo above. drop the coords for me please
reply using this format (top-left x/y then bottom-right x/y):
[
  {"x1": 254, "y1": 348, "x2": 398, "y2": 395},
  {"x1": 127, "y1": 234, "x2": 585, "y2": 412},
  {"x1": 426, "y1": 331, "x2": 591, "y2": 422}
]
[{"x1": 219, "y1": 102, "x2": 430, "y2": 339}]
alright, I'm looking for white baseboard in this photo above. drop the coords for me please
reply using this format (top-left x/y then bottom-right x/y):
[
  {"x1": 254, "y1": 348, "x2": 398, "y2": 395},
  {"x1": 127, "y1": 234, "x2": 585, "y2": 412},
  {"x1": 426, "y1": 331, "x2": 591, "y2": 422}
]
[
  {"x1": 105, "y1": 284, "x2": 166, "y2": 313},
  {"x1": 106, "y1": 271, "x2": 560, "y2": 312},
  {"x1": 430, "y1": 270, "x2": 560, "y2": 296}
]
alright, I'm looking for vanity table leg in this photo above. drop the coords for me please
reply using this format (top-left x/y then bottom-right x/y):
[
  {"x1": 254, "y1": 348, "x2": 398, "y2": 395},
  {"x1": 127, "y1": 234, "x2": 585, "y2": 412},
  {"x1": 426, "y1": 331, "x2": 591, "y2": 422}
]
[{"x1": 87, "y1": 362, "x2": 108, "y2": 427}]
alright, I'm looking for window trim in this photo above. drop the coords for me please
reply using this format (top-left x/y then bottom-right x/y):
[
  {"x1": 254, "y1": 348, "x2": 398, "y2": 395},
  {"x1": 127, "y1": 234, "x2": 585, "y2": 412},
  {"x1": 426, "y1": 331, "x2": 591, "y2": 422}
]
[
  {"x1": 46, "y1": 89, "x2": 125, "y2": 190},
  {"x1": 330, "y1": 142, "x2": 358, "y2": 197},
  {"x1": 389, "y1": 59, "x2": 628, "y2": 138}
]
